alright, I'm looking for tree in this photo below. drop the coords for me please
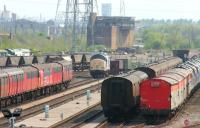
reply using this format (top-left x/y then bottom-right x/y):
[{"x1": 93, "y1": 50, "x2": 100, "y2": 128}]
[
  {"x1": 138, "y1": 19, "x2": 200, "y2": 50},
  {"x1": 143, "y1": 30, "x2": 165, "y2": 49}
]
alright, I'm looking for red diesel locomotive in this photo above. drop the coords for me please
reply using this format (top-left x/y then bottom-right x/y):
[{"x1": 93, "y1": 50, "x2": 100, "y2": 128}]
[{"x1": 0, "y1": 60, "x2": 73, "y2": 108}]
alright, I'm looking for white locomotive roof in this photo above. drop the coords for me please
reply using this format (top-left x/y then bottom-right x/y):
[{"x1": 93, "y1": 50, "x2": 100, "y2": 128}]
[
  {"x1": 90, "y1": 52, "x2": 110, "y2": 60},
  {"x1": 91, "y1": 52, "x2": 108, "y2": 56},
  {"x1": 62, "y1": 56, "x2": 72, "y2": 62}
]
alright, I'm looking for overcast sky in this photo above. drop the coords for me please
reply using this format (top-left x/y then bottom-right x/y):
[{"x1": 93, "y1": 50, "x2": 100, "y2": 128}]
[{"x1": 1, "y1": 0, "x2": 200, "y2": 20}]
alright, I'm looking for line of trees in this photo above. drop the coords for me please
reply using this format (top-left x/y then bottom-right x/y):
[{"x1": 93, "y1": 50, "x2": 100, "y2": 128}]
[{"x1": 138, "y1": 19, "x2": 200, "y2": 50}]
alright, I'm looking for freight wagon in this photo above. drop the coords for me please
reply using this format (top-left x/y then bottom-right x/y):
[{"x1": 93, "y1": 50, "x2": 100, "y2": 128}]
[
  {"x1": 71, "y1": 53, "x2": 91, "y2": 71},
  {"x1": 140, "y1": 56, "x2": 200, "y2": 118},
  {"x1": 101, "y1": 57, "x2": 183, "y2": 120},
  {"x1": 109, "y1": 58, "x2": 139, "y2": 75}
]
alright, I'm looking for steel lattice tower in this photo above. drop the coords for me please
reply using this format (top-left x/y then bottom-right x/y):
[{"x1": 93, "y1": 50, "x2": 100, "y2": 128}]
[
  {"x1": 120, "y1": 0, "x2": 125, "y2": 16},
  {"x1": 55, "y1": 0, "x2": 98, "y2": 51}
]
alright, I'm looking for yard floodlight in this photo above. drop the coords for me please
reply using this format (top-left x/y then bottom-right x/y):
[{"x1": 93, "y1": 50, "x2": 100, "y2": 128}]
[
  {"x1": 2, "y1": 108, "x2": 12, "y2": 119},
  {"x1": 1, "y1": 108, "x2": 22, "y2": 128}
]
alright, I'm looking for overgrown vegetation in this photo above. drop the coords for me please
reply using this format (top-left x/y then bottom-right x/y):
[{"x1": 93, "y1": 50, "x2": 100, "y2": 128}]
[
  {"x1": 0, "y1": 28, "x2": 108, "y2": 53},
  {"x1": 0, "y1": 27, "x2": 73, "y2": 53}
]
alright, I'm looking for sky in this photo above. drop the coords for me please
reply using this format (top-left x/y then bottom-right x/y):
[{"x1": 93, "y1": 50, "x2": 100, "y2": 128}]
[{"x1": 1, "y1": 0, "x2": 200, "y2": 20}]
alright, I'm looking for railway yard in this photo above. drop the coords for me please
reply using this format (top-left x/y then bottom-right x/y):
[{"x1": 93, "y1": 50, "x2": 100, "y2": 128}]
[
  {"x1": 2, "y1": 1, "x2": 200, "y2": 127},
  {"x1": 0, "y1": 50, "x2": 200, "y2": 128}
]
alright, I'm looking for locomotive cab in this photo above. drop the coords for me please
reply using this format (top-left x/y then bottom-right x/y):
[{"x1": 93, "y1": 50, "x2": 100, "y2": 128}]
[{"x1": 90, "y1": 53, "x2": 110, "y2": 78}]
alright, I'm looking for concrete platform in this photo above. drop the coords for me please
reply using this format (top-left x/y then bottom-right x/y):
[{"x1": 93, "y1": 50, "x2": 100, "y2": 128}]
[{"x1": 15, "y1": 91, "x2": 101, "y2": 128}]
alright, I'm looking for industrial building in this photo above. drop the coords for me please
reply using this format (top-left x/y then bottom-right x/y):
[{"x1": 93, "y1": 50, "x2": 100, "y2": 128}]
[{"x1": 87, "y1": 13, "x2": 135, "y2": 50}]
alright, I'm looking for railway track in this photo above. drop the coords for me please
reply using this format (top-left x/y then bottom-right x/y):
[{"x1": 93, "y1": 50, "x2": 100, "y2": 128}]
[
  {"x1": 55, "y1": 111, "x2": 145, "y2": 128},
  {"x1": 59, "y1": 110, "x2": 146, "y2": 128},
  {"x1": 69, "y1": 78, "x2": 97, "y2": 88},
  {"x1": 53, "y1": 104, "x2": 103, "y2": 128},
  {"x1": 0, "y1": 77, "x2": 104, "y2": 127},
  {"x1": 74, "y1": 70, "x2": 90, "y2": 78},
  {"x1": 100, "y1": 122, "x2": 125, "y2": 128},
  {"x1": 95, "y1": 118, "x2": 145, "y2": 128},
  {"x1": 100, "y1": 117, "x2": 145, "y2": 128}
]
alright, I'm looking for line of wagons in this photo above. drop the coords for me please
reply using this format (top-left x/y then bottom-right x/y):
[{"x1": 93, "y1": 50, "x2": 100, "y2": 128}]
[
  {"x1": 90, "y1": 53, "x2": 143, "y2": 78},
  {"x1": 72, "y1": 52, "x2": 137, "y2": 75},
  {"x1": 0, "y1": 60, "x2": 73, "y2": 108},
  {"x1": 140, "y1": 56, "x2": 200, "y2": 118},
  {"x1": 101, "y1": 56, "x2": 183, "y2": 120},
  {"x1": 101, "y1": 55, "x2": 200, "y2": 121}
]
